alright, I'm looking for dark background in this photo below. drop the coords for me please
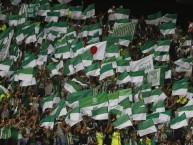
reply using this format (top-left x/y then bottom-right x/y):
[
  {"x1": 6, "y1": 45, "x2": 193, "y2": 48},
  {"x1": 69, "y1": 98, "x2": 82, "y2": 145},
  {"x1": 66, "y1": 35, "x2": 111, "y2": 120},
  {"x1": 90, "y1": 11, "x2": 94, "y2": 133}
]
[
  {"x1": 70, "y1": 0, "x2": 193, "y2": 30},
  {"x1": 1, "y1": 0, "x2": 193, "y2": 29}
]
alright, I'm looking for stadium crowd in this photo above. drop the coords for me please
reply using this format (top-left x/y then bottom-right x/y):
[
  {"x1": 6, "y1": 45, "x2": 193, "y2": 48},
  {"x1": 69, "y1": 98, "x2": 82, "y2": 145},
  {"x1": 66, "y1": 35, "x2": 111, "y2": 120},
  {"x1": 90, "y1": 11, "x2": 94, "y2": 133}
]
[{"x1": 0, "y1": 0, "x2": 193, "y2": 145}]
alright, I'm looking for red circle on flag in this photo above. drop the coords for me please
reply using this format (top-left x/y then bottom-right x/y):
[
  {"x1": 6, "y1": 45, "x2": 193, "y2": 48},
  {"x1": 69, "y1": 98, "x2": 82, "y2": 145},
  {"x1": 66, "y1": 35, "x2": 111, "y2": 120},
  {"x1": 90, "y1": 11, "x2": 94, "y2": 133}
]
[{"x1": 90, "y1": 46, "x2": 97, "y2": 55}]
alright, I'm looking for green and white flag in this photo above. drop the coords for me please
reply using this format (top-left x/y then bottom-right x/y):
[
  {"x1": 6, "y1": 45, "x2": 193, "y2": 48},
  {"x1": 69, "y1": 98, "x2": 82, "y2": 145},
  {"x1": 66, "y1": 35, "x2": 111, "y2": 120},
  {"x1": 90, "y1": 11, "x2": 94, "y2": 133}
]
[
  {"x1": 119, "y1": 98, "x2": 132, "y2": 115},
  {"x1": 154, "y1": 51, "x2": 170, "y2": 62},
  {"x1": 92, "y1": 106, "x2": 109, "y2": 120},
  {"x1": 25, "y1": 31, "x2": 37, "y2": 44},
  {"x1": 52, "y1": 91, "x2": 61, "y2": 104},
  {"x1": 51, "y1": 99, "x2": 67, "y2": 118},
  {"x1": 73, "y1": 55, "x2": 85, "y2": 73},
  {"x1": 142, "y1": 89, "x2": 159, "y2": 104},
  {"x1": 109, "y1": 105, "x2": 123, "y2": 116},
  {"x1": 15, "y1": 68, "x2": 35, "y2": 81},
  {"x1": 107, "y1": 92, "x2": 119, "y2": 107},
  {"x1": 155, "y1": 40, "x2": 171, "y2": 52},
  {"x1": 14, "y1": 28, "x2": 24, "y2": 43},
  {"x1": 137, "y1": 119, "x2": 157, "y2": 137},
  {"x1": 36, "y1": 30, "x2": 45, "y2": 44},
  {"x1": 0, "y1": 59, "x2": 12, "y2": 71},
  {"x1": 8, "y1": 15, "x2": 19, "y2": 26},
  {"x1": 37, "y1": 50, "x2": 47, "y2": 65},
  {"x1": 86, "y1": 62, "x2": 100, "y2": 77},
  {"x1": 140, "y1": 40, "x2": 156, "y2": 54},
  {"x1": 51, "y1": 22, "x2": 67, "y2": 34},
  {"x1": 174, "y1": 58, "x2": 192, "y2": 69},
  {"x1": 80, "y1": 50, "x2": 93, "y2": 67},
  {"x1": 64, "y1": 81, "x2": 80, "y2": 93},
  {"x1": 116, "y1": 71, "x2": 131, "y2": 85},
  {"x1": 0, "y1": 27, "x2": 13, "y2": 45},
  {"x1": 77, "y1": 25, "x2": 89, "y2": 38},
  {"x1": 38, "y1": 4, "x2": 50, "y2": 16},
  {"x1": 116, "y1": 60, "x2": 130, "y2": 73},
  {"x1": 159, "y1": 109, "x2": 172, "y2": 123},
  {"x1": 20, "y1": 77, "x2": 36, "y2": 87},
  {"x1": 141, "y1": 83, "x2": 152, "y2": 93},
  {"x1": 67, "y1": 26, "x2": 77, "y2": 37},
  {"x1": 159, "y1": 21, "x2": 176, "y2": 35},
  {"x1": 147, "y1": 112, "x2": 160, "y2": 125},
  {"x1": 130, "y1": 54, "x2": 154, "y2": 73},
  {"x1": 47, "y1": 30, "x2": 58, "y2": 41},
  {"x1": 80, "y1": 93, "x2": 108, "y2": 116},
  {"x1": 45, "y1": 12, "x2": 60, "y2": 22},
  {"x1": 132, "y1": 99, "x2": 145, "y2": 108},
  {"x1": 40, "y1": 95, "x2": 54, "y2": 112},
  {"x1": 162, "y1": 13, "x2": 177, "y2": 23},
  {"x1": 118, "y1": 88, "x2": 132, "y2": 102},
  {"x1": 105, "y1": 44, "x2": 120, "y2": 58},
  {"x1": 172, "y1": 81, "x2": 188, "y2": 96},
  {"x1": 63, "y1": 59, "x2": 75, "y2": 76},
  {"x1": 114, "y1": 114, "x2": 132, "y2": 129},
  {"x1": 47, "y1": 63, "x2": 59, "y2": 77},
  {"x1": 67, "y1": 89, "x2": 93, "y2": 108},
  {"x1": 72, "y1": 78, "x2": 89, "y2": 87},
  {"x1": 132, "y1": 106, "x2": 147, "y2": 121},
  {"x1": 55, "y1": 46, "x2": 71, "y2": 59},
  {"x1": 88, "y1": 32, "x2": 100, "y2": 44},
  {"x1": 101, "y1": 56, "x2": 117, "y2": 69},
  {"x1": 70, "y1": 6, "x2": 83, "y2": 20},
  {"x1": 151, "y1": 100, "x2": 165, "y2": 113},
  {"x1": 72, "y1": 41, "x2": 84, "y2": 57},
  {"x1": 146, "y1": 11, "x2": 162, "y2": 25},
  {"x1": 65, "y1": 107, "x2": 82, "y2": 127},
  {"x1": 40, "y1": 40, "x2": 55, "y2": 54},
  {"x1": 175, "y1": 65, "x2": 192, "y2": 73},
  {"x1": 82, "y1": 4, "x2": 95, "y2": 19},
  {"x1": 52, "y1": 4, "x2": 68, "y2": 16},
  {"x1": 118, "y1": 35, "x2": 132, "y2": 47},
  {"x1": 99, "y1": 64, "x2": 114, "y2": 81},
  {"x1": 178, "y1": 105, "x2": 193, "y2": 118},
  {"x1": 130, "y1": 70, "x2": 145, "y2": 86},
  {"x1": 40, "y1": 115, "x2": 55, "y2": 129},
  {"x1": 22, "y1": 55, "x2": 37, "y2": 68},
  {"x1": 88, "y1": 23, "x2": 102, "y2": 36},
  {"x1": 65, "y1": 34, "x2": 74, "y2": 43},
  {"x1": 170, "y1": 113, "x2": 188, "y2": 129},
  {"x1": 115, "y1": 7, "x2": 130, "y2": 20}
]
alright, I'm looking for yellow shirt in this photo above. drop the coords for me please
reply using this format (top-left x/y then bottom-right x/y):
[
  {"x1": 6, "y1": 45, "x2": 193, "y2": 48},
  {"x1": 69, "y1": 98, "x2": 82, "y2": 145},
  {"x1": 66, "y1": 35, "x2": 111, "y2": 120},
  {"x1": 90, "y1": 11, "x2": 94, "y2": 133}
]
[
  {"x1": 0, "y1": 94, "x2": 5, "y2": 101},
  {"x1": 111, "y1": 131, "x2": 121, "y2": 145},
  {"x1": 0, "y1": 24, "x2": 7, "y2": 31},
  {"x1": 96, "y1": 132, "x2": 103, "y2": 145}
]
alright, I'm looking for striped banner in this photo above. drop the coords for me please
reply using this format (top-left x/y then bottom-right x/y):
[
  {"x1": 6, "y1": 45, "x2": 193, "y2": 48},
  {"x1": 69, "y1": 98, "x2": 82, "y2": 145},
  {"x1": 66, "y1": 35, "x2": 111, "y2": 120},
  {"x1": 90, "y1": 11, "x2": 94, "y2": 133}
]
[{"x1": 110, "y1": 22, "x2": 136, "y2": 39}]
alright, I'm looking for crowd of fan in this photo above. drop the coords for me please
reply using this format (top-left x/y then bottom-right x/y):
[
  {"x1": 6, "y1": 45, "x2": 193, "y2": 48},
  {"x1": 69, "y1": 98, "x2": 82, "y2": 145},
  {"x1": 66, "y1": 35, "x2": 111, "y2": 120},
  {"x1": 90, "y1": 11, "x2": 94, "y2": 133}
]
[{"x1": 0, "y1": 1, "x2": 193, "y2": 145}]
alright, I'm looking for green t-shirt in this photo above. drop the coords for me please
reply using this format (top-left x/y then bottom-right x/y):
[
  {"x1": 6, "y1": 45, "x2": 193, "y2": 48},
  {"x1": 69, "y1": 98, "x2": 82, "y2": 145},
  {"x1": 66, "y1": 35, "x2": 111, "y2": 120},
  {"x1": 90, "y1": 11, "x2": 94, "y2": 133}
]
[
  {"x1": 23, "y1": 96, "x2": 30, "y2": 109},
  {"x1": 11, "y1": 125, "x2": 19, "y2": 140}
]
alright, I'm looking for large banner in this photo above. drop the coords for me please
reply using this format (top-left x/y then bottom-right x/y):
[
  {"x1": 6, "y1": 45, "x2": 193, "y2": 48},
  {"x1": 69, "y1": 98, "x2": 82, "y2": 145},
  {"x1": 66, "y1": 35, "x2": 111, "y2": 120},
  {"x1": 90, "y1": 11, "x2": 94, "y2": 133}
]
[
  {"x1": 147, "y1": 68, "x2": 164, "y2": 86},
  {"x1": 110, "y1": 22, "x2": 136, "y2": 39},
  {"x1": 130, "y1": 55, "x2": 154, "y2": 73}
]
